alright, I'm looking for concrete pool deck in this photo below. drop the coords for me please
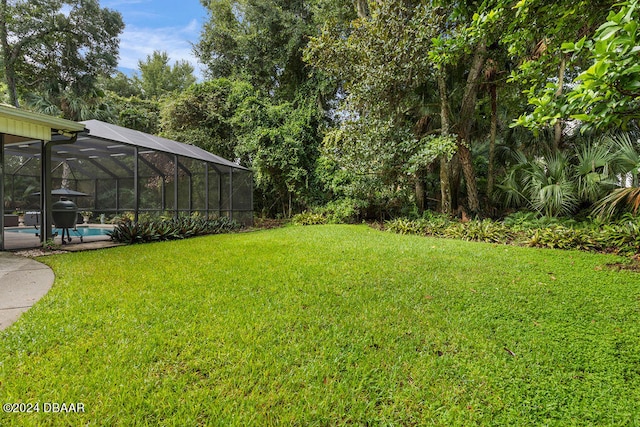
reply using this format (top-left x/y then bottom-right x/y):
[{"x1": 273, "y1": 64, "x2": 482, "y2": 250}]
[{"x1": 2, "y1": 224, "x2": 114, "y2": 250}]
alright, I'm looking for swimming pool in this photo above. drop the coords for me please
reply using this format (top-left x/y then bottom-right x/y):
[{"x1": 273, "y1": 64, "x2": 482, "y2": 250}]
[{"x1": 6, "y1": 227, "x2": 112, "y2": 237}]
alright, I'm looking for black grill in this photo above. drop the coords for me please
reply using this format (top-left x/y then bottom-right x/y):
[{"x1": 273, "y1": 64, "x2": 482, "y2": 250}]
[
  {"x1": 51, "y1": 200, "x2": 78, "y2": 229},
  {"x1": 49, "y1": 199, "x2": 84, "y2": 244}
]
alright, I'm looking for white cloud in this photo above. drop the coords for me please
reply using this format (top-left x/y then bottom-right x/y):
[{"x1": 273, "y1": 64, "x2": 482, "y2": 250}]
[
  {"x1": 108, "y1": 0, "x2": 147, "y2": 5},
  {"x1": 118, "y1": 19, "x2": 204, "y2": 79}
]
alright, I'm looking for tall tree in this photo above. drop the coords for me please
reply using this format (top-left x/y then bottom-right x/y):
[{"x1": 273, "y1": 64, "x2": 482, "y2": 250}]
[
  {"x1": 512, "y1": 0, "x2": 638, "y2": 133},
  {"x1": 236, "y1": 99, "x2": 324, "y2": 217},
  {"x1": 306, "y1": 1, "x2": 508, "y2": 215},
  {"x1": 427, "y1": 2, "x2": 514, "y2": 216},
  {"x1": 306, "y1": 1, "x2": 441, "y2": 214},
  {"x1": 437, "y1": 72, "x2": 453, "y2": 215},
  {"x1": 161, "y1": 78, "x2": 325, "y2": 216},
  {"x1": 134, "y1": 51, "x2": 196, "y2": 100},
  {"x1": 506, "y1": 0, "x2": 616, "y2": 135},
  {"x1": 101, "y1": 71, "x2": 142, "y2": 99},
  {"x1": 160, "y1": 78, "x2": 253, "y2": 161},
  {"x1": 110, "y1": 94, "x2": 160, "y2": 134},
  {"x1": 196, "y1": 0, "x2": 345, "y2": 103},
  {"x1": 0, "y1": 0, "x2": 124, "y2": 110},
  {"x1": 196, "y1": 0, "x2": 300, "y2": 98},
  {"x1": 195, "y1": 0, "x2": 346, "y2": 216},
  {"x1": 509, "y1": 0, "x2": 640, "y2": 218}
]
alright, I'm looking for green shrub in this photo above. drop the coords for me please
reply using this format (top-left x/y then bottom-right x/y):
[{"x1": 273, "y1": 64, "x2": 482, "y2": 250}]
[
  {"x1": 451, "y1": 219, "x2": 515, "y2": 244},
  {"x1": 291, "y1": 211, "x2": 327, "y2": 225},
  {"x1": 291, "y1": 199, "x2": 366, "y2": 225},
  {"x1": 523, "y1": 214, "x2": 640, "y2": 255},
  {"x1": 386, "y1": 216, "x2": 514, "y2": 244},
  {"x1": 384, "y1": 218, "x2": 425, "y2": 235},
  {"x1": 503, "y1": 211, "x2": 576, "y2": 231},
  {"x1": 320, "y1": 198, "x2": 363, "y2": 224},
  {"x1": 598, "y1": 214, "x2": 640, "y2": 255},
  {"x1": 385, "y1": 212, "x2": 640, "y2": 256},
  {"x1": 526, "y1": 226, "x2": 603, "y2": 251},
  {"x1": 109, "y1": 216, "x2": 241, "y2": 244},
  {"x1": 385, "y1": 212, "x2": 455, "y2": 237}
]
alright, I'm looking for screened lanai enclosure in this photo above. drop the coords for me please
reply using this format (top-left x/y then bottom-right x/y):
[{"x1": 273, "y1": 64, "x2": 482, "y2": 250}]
[{"x1": 2, "y1": 107, "x2": 252, "y2": 250}]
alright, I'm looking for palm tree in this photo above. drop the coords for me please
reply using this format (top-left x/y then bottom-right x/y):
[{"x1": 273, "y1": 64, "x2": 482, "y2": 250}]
[
  {"x1": 593, "y1": 187, "x2": 640, "y2": 217},
  {"x1": 24, "y1": 81, "x2": 116, "y2": 122},
  {"x1": 524, "y1": 152, "x2": 578, "y2": 217},
  {"x1": 495, "y1": 150, "x2": 578, "y2": 217},
  {"x1": 496, "y1": 131, "x2": 640, "y2": 218},
  {"x1": 494, "y1": 149, "x2": 529, "y2": 209},
  {"x1": 574, "y1": 139, "x2": 617, "y2": 203},
  {"x1": 592, "y1": 132, "x2": 640, "y2": 217},
  {"x1": 609, "y1": 132, "x2": 640, "y2": 186}
]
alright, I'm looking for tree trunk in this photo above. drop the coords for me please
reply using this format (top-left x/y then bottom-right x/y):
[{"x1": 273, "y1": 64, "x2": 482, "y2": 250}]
[
  {"x1": 437, "y1": 72, "x2": 452, "y2": 215},
  {"x1": 553, "y1": 55, "x2": 566, "y2": 150},
  {"x1": 4, "y1": 61, "x2": 19, "y2": 107},
  {"x1": 0, "y1": 0, "x2": 19, "y2": 107},
  {"x1": 458, "y1": 144, "x2": 479, "y2": 215},
  {"x1": 456, "y1": 43, "x2": 486, "y2": 216},
  {"x1": 439, "y1": 157, "x2": 451, "y2": 214},
  {"x1": 487, "y1": 83, "x2": 497, "y2": 200},
  {"x1": 450, "y1": 154, "x2": 461, "y2": 211},
  {"x1": 353, "y1": 0, "x2": 370, "y2": 18},
  {"x1": 415, "y1": 174, "x2": 425, "y2": 213}
]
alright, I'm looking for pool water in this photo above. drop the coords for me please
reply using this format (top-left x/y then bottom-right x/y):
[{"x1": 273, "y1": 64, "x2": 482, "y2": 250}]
[{"x1": 6, "y1": 227, "x2": 112, "y2": 237}]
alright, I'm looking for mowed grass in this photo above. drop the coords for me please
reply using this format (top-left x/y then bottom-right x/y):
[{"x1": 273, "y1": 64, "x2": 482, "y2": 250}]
[{"x1": 1, "y1": 224, "x2": 640, "y2": 426}]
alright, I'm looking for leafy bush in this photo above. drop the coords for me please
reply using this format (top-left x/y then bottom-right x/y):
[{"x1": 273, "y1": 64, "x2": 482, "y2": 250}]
[
  {"x1": 109, "y1": 216, "x2": 241, "y2": 244},
  {"x1": 291, "y1": 198, "x2": 366, "y2": 225},
  {"x1": 384, "y1": 218, "x2": 428, "y2": 235},
  {"x1": 526, "y1": 226, "x2": 604, "y2": 252},
  {"x1": 320, "y1": 198, "x2": 364, "y2": 223},
  {"x1": 447, "y1": 219, "x2": 516, "y2": 244},
  {"x1": 522, "y1": 214, "x2": 640, "y2": 255},
  {"x1": 503, "y1": 211, "x2": 576, "y2": 231},
  {"x1": 385, "y1": 212, "x2": 640, "y2": 256},
  {"x1": 385, "y1": 212, "x2": 455, "y2": 237},
  {"x1": 291, "y1": 211, "x2": 327, "y2": 225}
]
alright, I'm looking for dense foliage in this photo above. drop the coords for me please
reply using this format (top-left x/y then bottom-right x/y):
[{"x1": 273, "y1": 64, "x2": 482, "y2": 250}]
[
  {"x1": 383, "y1": 212, "x2": 640, "y2": 256},
  {"x1": 0, "y1": 0, "x2": 124, "y2": 118},
  {"x1": 108, "y1": 215, "x2": 240, "y2": 244},
  {"x1": 2, "y1": 0, "x2": 640, "y2": 223},
  {"x1": 515, "y1": 0, "x2": 640, "y2": 132},
  {"x1": 160, "y1": 78, "x2": 254, "y2": 161}
]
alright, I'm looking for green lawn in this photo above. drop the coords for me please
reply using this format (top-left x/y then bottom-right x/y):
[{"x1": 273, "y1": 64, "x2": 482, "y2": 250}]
[{"x1": 1, "y1": 224, "x2": 639, "y2": 425}]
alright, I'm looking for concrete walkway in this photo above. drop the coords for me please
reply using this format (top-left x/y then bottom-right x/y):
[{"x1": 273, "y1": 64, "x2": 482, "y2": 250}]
[{"x1": 0, "y1": 252, "x2": 54, "y2": 331}]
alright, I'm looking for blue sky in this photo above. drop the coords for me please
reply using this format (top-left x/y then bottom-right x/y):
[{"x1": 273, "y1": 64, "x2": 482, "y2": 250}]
[{"x1": 103, "y1": 0, "x2": 207, "y2": 79}]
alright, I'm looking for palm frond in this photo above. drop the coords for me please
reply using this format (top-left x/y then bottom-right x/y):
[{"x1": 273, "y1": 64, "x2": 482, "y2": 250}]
[
  {"x1": 574, "y1": 141, "x2": 616, "y2": 202},
  {"x1": 495, "y1": 167, "x2": 528, "y2": 208},
  {"x1": 606, "y1": 132, "x2": 640, "y2": 176},
  {"x1": 593, "y1": 187, "x2": 640, "y2": 218},
  {"x1": 532, "y1": 180, "x2": 578, "y2": 217},
  {"x1": 522, "y1": 152, "x2": 578, "y2": 217}
]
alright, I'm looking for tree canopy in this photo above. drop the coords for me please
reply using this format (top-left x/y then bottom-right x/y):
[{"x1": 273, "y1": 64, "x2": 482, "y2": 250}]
[
  {"x1": 0, "y1": 0, "x2": 124, "y2": 119},
  {"x1": 135, "y1": 51, "x2": 197, "y2": 100},
  {"x1": 514, "y1": 0, "x2": 640, "y2": 132},
  {"x1": 5, "y1": 0, "x2": 640, "y2": 220}
]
